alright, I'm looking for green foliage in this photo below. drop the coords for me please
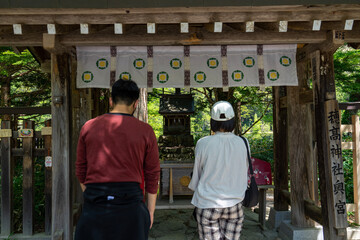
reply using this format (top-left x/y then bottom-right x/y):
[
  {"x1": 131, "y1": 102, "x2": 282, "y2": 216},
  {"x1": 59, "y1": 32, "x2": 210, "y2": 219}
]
[{"x1": 343, "y1": 150, "x2": 354, "y2": 203}]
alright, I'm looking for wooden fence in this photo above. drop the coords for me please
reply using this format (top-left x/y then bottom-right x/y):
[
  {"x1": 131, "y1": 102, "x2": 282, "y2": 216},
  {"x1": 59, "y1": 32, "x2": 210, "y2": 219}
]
[
  {"x1": 0, "y1": 120, "x2": 52, "y2": 240},
  {"x1": 341, "y1": 115, "x2": 360, "y2": 224}
]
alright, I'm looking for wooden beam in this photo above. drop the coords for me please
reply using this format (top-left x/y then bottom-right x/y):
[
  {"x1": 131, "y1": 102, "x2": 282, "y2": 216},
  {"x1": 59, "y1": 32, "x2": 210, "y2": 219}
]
[
  {"x1": 43, "y1": 33, "x2": 67, "y2": 54},
  {"x1": 0, "y1": 106, "x2": 51, "y2": 115},
  {"x1": 339, "y1": 102, "x2": 360, "y2": 110},
  {"x1": 0, "y1": 5, "x2": 360, "y2": 24}
]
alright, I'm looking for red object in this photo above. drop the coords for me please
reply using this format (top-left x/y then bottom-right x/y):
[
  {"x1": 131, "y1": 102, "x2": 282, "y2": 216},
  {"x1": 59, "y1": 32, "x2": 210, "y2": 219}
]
[
  {"x1": 249, "y1": 157, "x2": 272, "y2": 185},
  {"x1": 76, "y1": 114, "x2": 160, "y2": 194}
]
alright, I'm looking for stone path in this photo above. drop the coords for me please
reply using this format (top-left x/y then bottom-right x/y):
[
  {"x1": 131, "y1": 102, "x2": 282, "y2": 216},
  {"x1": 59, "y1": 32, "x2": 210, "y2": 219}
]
[{"x1": 149, "y1": 203, "x2": 281, "y2": 240}]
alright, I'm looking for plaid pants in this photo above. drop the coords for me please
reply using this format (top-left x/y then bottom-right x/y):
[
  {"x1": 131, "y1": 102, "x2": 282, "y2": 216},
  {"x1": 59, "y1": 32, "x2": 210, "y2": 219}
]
[{"x1": 195, "y1": 202, "x2": 244, "y2": 240}]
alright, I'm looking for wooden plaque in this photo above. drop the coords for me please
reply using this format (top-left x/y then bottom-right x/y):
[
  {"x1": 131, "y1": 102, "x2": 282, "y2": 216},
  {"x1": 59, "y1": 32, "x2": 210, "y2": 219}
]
[
  {"x1": 41, "y1": 127, "x2": 52, "y2": 136},
  {"x1": 325, "y1": 100, "x2": 348, "y2": 228},
  {"x1": 0, "y1": 129, "x2": 12, "y2": 138}
]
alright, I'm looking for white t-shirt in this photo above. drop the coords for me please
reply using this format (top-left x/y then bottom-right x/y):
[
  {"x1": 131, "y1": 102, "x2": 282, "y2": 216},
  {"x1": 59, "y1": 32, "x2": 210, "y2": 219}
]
[{"x1": 188, "y1": 132, "x2": 249, "y2": 209}]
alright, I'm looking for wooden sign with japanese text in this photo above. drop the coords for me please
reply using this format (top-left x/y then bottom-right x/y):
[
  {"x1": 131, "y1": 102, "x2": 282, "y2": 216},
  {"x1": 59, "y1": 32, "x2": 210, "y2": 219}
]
[{"x1": 325, "y1": 100, "x2": 347, "y2": 228}]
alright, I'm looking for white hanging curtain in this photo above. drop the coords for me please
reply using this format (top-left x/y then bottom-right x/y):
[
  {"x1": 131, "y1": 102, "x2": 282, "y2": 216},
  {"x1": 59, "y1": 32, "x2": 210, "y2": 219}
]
[{"x1": 76, "y1": 44, "x2": 298, "y2": 89}]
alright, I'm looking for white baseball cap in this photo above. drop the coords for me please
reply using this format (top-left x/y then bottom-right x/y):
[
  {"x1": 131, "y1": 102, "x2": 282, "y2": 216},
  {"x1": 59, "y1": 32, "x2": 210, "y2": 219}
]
[{"x1": 211, "y1": 101, "x2": 235, "y2": 121}]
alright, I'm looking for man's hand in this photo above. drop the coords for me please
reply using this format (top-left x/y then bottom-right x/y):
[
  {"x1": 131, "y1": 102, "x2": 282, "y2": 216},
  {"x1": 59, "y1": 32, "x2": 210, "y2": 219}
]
[
  {"x1": 147, "y1": 193, "x2": 157, "y2": 229},
  {"x1": 80, "y1": 183, "x2": 86, "y2": 192}
]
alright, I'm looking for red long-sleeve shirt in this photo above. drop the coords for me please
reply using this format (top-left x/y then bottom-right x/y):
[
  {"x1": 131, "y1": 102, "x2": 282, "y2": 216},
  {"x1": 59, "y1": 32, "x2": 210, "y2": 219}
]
[{"x1": 76, "y1": 113, "x2": 160, "y2": 194}]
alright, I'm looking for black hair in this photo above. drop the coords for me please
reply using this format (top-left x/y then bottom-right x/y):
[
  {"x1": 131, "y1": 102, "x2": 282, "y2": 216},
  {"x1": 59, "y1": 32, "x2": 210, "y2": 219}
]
[
  {"x1": 210, "y1": 118, "x2": 235, "y2": 132},
  {"x1": 111, "y1": 79, "x2": 140, "y2": 106}
]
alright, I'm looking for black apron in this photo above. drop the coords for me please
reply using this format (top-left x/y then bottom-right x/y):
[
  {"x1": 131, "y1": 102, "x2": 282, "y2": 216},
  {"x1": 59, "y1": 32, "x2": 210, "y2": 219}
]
[{"x1": 75, "y1": 182, "x2": 150, "y2": 240}]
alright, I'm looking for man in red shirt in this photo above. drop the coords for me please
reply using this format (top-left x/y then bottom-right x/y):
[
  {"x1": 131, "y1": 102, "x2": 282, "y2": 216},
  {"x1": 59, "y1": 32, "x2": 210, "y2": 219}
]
[{"x1": 75, "y1": 79, "x2": 160, "y2": 240}]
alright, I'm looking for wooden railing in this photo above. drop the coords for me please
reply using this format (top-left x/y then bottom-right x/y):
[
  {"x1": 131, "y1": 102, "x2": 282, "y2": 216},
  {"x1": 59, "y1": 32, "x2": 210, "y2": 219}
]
[
  {"x1": 341, "y1": 115, "x2": 360, "y2": 224},
  {"x1": 0, "y1": 120, "x2": 52, "y2": 240}
]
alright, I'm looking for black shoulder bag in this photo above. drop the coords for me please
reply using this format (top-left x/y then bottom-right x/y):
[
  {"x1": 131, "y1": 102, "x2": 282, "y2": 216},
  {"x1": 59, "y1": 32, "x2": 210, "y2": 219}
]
[{"x1": 240, "y1": 136, "x2": 259, "y2": 208}]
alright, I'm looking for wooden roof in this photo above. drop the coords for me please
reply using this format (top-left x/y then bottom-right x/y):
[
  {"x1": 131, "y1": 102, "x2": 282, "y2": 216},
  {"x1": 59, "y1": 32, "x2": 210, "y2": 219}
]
[
  {"x1": 0, "y1": 4, "x2": 359, "y2": 59},
  {"x1": 1, "y1": 0, "x2": 359, "y2": 8}
]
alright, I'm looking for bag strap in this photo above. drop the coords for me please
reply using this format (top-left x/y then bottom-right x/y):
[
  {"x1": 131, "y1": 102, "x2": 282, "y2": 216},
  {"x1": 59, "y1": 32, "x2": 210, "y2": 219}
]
[{"x1": 240, "y1": 136, "x2": 254, "y2": 175}]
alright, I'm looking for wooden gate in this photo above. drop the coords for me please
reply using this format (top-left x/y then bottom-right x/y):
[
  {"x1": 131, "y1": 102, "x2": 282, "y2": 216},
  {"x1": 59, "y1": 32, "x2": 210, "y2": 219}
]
[
  {"x1": 341, "y1": 115, "x2": 360, "y2": 224},
  {"x1": 0, "y1": 119, "x2": 52, "y2": 240}
]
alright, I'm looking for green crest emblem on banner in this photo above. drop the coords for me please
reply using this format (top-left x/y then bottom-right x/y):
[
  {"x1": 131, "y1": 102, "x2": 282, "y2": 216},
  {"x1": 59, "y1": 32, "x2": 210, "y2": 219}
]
[
  {"x1": 157, "y1": 71, "x2": 169, "y2": 83},
  {"x1": 243, "y1": 57, "x2": 255, "y2": 67},
  {"x1": 280, "y1": 56, "x2": 292, "y2": 67},
  {"x1": 133, "y1": 59, "x2": 145, "y2": 69},
  {"x1": 170, "y1": 58, "x2": 182, "y2": 69},
  {"x1": 82, "y1": 71, "x2": 94, "y2": 83},
  {"x1": 194, "y1": 71, "x2": 206, "y2": 83},
  {"x1": 267, "y1": 69, "x2": 280, "y2": 81},
  {"x1": 120, "y1": 72, "x2": 132, "y2": 80},
  {"x1": 231, "y1": 70, "x2": 244, "y2": 82},
  {"x1": 96, "y1": 58, "x2": 109, "y2": 70},
  {"x1": 207, "y1": 58, "x2": 219, "y2": 69}
]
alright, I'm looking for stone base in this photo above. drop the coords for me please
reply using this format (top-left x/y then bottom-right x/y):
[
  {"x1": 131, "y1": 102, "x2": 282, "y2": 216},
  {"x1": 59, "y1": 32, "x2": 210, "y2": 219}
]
[
  {"x1": 278, "y1": 220, "x2": 323, "y2": 240},
  {"x1": 266, "y1": 208, "x2": 291, "y2": 230},
  {"x1": 348, "y1": 227, "x2": 360, "y2": 240}
]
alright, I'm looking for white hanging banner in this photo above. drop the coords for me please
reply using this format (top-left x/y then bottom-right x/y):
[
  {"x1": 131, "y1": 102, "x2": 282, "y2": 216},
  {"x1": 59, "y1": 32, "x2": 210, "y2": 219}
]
[
  {"x1": 190, "y1": 46, "x2": 222, "y2": 88},
  {"x1": 263, "y1": 44, "x2": 298, "y2": 86},
  {"x1": 152, "y1": 46, "x2": 184, "y2": 88},
  {"x1": 116, "y1": 46, "x2": 148, "y2": 89},
  {"x1": 76, "y1": 45, "x2": 298, "y2": 89},
  {"x1": 76, "y1": 46, "x2": 111, "y2": 89},
  {"x1": 227, "y1": 45, "x2": 259, "y2": 87}
]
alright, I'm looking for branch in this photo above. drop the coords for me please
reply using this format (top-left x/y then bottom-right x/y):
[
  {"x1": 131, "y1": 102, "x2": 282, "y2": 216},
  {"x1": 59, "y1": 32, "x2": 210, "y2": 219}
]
[
  {"x1": 241, "y1": 100, "x2": 272, "y2": 135},
  {"x1": 9, "y1": 89, "x2": 49, "y2": 100},
  {"x1": 192, "y1": 88, "x2": 214, "y2": 104}
]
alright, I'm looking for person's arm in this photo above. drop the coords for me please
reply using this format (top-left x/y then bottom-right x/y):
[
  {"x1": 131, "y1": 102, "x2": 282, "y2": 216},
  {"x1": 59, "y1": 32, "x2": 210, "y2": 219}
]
[
  {"x1": 143, "y1": 128, "x2": 160, "y2": 228},
  {"x1": 188, "y1": 141, "x2": 203, "y2": 191},
  {"x1": 147, "y1": 193, "x2": 157, "y2": 229},
  {"x1": 76, "y1": 127, "x2": 88, "y2": 188}
]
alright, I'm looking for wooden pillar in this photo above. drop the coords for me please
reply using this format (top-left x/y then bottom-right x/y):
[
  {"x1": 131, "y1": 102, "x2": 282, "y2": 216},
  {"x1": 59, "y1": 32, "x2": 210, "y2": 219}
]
[
  {"x1": 353, "y1": 115, "x2": 360, "y2": 223},
  {"x1": 43, "y1": 120, "x2": 52, "y2": 235},
  {"x1": 51, "y1": 52, "x2": 72, "y2": 240},
  {"x1": 22, "y1": 120, "x2": 35, "y2": 235},
  {"x1": 1, "y1": 121, "x2": 13, "y2": 235},
  {"x1": 313, "y1": 49, "x2": 347, "y2": 240},
  {"x1": 273, "y1": 86, "x2": 288, "y2": 211},
  {"x1": 287, "y1": 85, "x2": 314, "y2": 227},
  {"x1": 70, "y1": 56, "x2": 84, "y2": 208}
]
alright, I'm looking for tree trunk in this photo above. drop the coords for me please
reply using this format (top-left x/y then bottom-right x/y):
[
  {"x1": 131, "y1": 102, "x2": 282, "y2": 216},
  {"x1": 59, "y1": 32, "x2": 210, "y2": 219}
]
[
  {"x1": 1, "y1": 78, "x2": 11, "y2": 120},
  {"x1": 134, "y1": 88, "x2": 148, "y2": 123}
]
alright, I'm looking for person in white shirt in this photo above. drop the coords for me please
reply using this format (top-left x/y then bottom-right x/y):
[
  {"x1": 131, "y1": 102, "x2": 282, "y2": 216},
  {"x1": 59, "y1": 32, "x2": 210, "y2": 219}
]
[{"x1": 188, "y1": 101, "x2": 249, "y2": 240}]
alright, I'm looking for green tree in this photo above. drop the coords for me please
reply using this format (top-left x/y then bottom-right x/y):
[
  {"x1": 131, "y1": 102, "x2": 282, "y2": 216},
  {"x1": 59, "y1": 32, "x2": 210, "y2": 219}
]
[
  {"x1": 334, "y1": 45, "x2": 360, "y2": 123},
  {"x1": 0, "y1": 48, "x2": 51, "y2": 123}
]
